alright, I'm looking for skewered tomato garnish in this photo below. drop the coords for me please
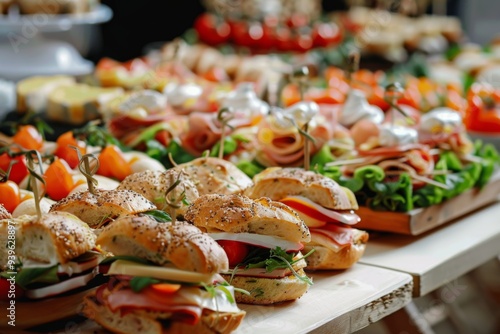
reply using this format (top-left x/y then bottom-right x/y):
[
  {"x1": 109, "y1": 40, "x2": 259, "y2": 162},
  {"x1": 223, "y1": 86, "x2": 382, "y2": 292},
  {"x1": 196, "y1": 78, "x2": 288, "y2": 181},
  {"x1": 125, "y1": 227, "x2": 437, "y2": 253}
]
[
  {"x1": 12, "y1": 125, "x2": 43, "y2": 150},
  {"x1": 44, "y1": 158, "x2": 75, "y2": 201},
  {"x1": 0, "y1": 180, "x2": 21, "y2": 213}
]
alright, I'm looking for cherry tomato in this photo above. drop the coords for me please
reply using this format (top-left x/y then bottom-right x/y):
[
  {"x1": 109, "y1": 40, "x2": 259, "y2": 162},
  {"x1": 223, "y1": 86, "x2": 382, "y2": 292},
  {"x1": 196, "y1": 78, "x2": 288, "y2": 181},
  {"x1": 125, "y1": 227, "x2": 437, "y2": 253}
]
[
  {"x1": 44, "y1": 158, "x2": 75, "y2": 201},
  {"x1": 312, "y1": 22, "x2": 342, "y2": 48},
  {"x1": 194, "y1": 13, "x2": 231, "y2": 46},
  {"x1": 54, "y1": 131, "x2": 86, "y2": 169},
  {"x1": 217, "y1": 240, "x2": 249, "y2": 267},
  {"x1": 286, "y1": 13, "x2": 309, "y2": 28},
  {"x1": 292, "y1": 32, "x2": 314, "y2": 53},
  {"x1": 0, "y1": 154, "x2": 28, "y2": 184},
  {"x1": 275, "y1": 26, "x2": 293, "y2": 52},
  {"x1": 0, "y1": 180, "x2": 21, "y2": 213},
  {"x1": 97, "y1": 145, "x2": 132, "y2": 181},
  {"x1": 230, "y1": 21, "x2": 252, "y2": 48},
  {"x1": 307, "y1": 88, "x2": 345, "y2": 105},
  {"x1": 0, "y1": 277, "x2": 24, "y2": 302},
  {"x1": 12, "y1": 125, "x2": 43, "y2": 150}
]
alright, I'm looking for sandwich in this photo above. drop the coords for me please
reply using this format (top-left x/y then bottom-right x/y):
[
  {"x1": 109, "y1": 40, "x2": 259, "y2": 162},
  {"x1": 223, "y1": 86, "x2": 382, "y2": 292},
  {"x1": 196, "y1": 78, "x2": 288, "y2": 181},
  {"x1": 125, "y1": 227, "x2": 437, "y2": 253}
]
[
  {"x1": 244, "y1": 167, "x2": 369, "y2": 270},
  {"x1": 117, "y1": 169, "x2": 199, "y2": 221},
  {"x1": 172, "y1": 156, "x2": 253, "y2": 195},
  {"x1": 49, "y1": 188, "x2": 159, "y2": 229},
  {"x1": 82, "y1": 215, "x2": 246, "y2": 334},
  {"x1": 0, "y1": 211, "x2": 100, "y2": 300},
  {"x1": 185, "y1": 193, "x2": 313, "y2": 305}
]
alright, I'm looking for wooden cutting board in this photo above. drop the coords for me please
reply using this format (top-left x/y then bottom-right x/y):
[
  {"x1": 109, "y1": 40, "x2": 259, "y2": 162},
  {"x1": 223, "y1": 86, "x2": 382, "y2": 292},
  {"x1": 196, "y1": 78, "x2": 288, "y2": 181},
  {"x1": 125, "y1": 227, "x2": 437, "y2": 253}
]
[{"x1": 355, "y1": 171, "x2": 500, "y2": 235}]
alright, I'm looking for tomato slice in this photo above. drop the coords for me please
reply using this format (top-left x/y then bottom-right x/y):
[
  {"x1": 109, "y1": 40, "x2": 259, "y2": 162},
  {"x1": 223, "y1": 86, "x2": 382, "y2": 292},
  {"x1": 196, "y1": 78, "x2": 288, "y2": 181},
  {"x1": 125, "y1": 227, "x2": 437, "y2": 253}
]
[
  {"x1": 280, "y1": 198, "x2": 331, "y2": 226},
  {"x1": 97, "y1": 145, "x2": 132, "y2": 181},
  {"x1": 12, "y1": 125, "x2": 43, "y2": 150},
  {"x1": 0, "y1": 277, "x2": 24, "y2": 302},
  {"x1": 0, "y1": 154, "x2": 29, "y2": 184},
  {"x1": 217, "y1": 240, "x2": 250, "y2": 267},
  {"x1": 44, "y1": 158, "x2": 75, "y2": 201},
  {"x1": 0, "y1": 180, "x2": 21, "y2": 213}
]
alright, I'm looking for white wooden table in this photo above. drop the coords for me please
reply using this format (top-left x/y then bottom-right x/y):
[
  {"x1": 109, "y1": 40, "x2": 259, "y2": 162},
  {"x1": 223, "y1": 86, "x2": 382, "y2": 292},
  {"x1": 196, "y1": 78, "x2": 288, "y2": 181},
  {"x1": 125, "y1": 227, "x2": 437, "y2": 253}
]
[
  {"x1": 9, "y1": 264, "x2": 412, "y2": 334},
  {"x1": 236, "y1": 264, "x2": 412, "y2": 334},
  {"x1": 359, "y1": 200, "x2": 500, "y2": 297}
]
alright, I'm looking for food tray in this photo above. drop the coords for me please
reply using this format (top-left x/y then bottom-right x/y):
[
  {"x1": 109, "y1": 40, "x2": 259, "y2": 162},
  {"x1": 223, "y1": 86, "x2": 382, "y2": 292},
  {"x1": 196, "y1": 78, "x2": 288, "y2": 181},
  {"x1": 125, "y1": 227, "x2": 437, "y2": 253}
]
[{"x1": 355, "y1": 172, "x2": 500, "y2": 235}]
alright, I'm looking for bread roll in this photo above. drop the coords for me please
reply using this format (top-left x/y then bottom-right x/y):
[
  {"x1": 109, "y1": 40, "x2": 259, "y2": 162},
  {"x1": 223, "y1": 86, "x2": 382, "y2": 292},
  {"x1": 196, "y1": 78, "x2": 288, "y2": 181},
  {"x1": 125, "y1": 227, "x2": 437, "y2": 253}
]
[
  {"x1": 117, "y1": 169, "x2": 198, "y2": 219},
  {"x1": 222, "y1": 268, "x2": 310, "y2": 305},
  {"x1": 2, "y1": 212, "x2": 96, "y2": 265},
  {"x1": 49, "y1": 189, "x2": 157, "y2": 228},
  {"x1": 96, "y1": 215, "x2": 228, "y2": 274},
  {"x1": 304, "y1": 229, "x2": 369, "y2": 270},
  {"x1": 245, "y1": 167, "x2": 358, "y2": 210},
  {"x1": 185, "y1": 194, "x2": 310, "y2": 243},
  {"x1": 83, "y1": 295, "x2": 246, "y2": 334},
  {"x1": 172, "y1": 157, "x2": 253, "y2": 195}
]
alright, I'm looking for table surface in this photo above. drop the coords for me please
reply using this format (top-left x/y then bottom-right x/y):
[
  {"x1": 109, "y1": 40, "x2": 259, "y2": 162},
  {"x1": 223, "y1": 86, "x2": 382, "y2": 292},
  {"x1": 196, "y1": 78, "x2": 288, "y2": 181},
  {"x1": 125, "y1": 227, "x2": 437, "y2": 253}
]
[
  {"x1": 359, "y1": 199, "x2": 500, "y2": 297},
  {"x1": 7, "y1": 264, "x2": 412, "y2": 334}
]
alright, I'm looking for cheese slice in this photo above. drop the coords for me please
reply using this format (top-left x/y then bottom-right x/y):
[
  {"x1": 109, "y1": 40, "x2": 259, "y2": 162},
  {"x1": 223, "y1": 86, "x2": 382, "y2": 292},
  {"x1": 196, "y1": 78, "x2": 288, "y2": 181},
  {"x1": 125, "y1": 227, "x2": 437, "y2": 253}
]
[
  {"x1": 107, "y1": 260, "x2": 216, "y2": 284},
  {"x1": 16, "y1": 75, "x2": 76, "y2": 113},
  {"x1": 46, "y1": 84, "x2": 123, "y2": 125},
  {"x1": 209, "y1": 232, "x2": 303, "y2": 252}
]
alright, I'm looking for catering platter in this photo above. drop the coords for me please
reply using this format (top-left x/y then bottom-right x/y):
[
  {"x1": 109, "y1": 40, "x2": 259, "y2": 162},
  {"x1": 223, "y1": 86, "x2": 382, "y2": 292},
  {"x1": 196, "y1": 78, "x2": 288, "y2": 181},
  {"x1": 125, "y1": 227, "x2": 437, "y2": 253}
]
[{"x1": 355, "y1": 170, "x2": 500, "y2": 235}]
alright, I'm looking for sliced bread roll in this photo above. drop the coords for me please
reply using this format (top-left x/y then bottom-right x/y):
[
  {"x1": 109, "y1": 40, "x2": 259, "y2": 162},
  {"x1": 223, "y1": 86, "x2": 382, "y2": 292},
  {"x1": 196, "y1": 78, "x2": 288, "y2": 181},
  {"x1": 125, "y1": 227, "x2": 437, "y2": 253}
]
[
  {"x1": 245, "y1": 167, "x2": 358, "y2": 210},
  {"x1": 117, "y1": 169, "x2": 199, "y2": 219},
  {"x1": 172, "y1": 157, "x2": 253, "y2": 195},
  {"x1": 49, "y1": 189, "x2": 156, "y2": 228},
  {"x1": 1, "y1": 211, "x2": 96, "y2": 266},
  {"x1": 96, "y1": 215, "x2": 228, "y2": 273},
  {"x1": 184, "y1": 193, "x2": 310, "y2": 243}
]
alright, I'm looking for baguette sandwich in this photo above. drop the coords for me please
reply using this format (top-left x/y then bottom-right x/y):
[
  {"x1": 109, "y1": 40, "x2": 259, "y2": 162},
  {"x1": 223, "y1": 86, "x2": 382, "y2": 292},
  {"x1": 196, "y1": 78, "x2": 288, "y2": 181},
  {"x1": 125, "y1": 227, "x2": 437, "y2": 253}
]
[
  {"x1": 49, "y1": 188, "x2": 158, "y2": 229},
  {"x1": 82, "y1": 215, "x2": 246, "y2": 334},
  {"x1": 0, "y1": 211, "x2": 100, "y2": 300},
  {"x1": 172, "y1": 157, "x2": 253, "y2": 195},
  {"x1": 117, "y1": 169, "x2": 199, "y2": 221},
  {"x1": 185, "y1": 193, "x2": 313, "y2": 305},
  {"x1": 244, "y1": 167, "x2": 369, "y2": 270}
]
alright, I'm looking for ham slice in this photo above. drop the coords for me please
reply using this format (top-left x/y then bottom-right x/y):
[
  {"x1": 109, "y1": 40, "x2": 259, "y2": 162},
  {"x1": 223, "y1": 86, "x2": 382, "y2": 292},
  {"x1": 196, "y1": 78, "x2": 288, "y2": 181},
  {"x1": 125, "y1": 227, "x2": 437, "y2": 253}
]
[
  {"x1": 180, "y1": 112, "x2": 225, "y2": 156},
  {"x1": 106, "y1": 288, "x2": 203, "y2": 325},
  {"x1": 257, "y1": 119, "x2": 333, "y2": 167},
  {"x1": 311, "y1": 224, "x2": 354, "y2": 247}
]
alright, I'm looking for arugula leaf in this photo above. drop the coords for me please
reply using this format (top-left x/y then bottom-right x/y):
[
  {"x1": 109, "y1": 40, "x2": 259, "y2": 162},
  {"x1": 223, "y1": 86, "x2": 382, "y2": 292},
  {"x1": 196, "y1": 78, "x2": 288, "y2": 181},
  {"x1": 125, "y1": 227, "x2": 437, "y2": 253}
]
[
  {"x1": 311, "y1": 144, "x2": 335, "y2": 168},
  {"x1": 236, "y1": 160, "x2": 265, "y2": 178},
  {"x1": 130, "y1": 276, "x2": 161, "y2": 292},
  {"x1": 144, "y1": 210, "x2": 172, "y2": 222},
  {"x1": 16, "y1": 265, "x2": 59, "y2": 289},
  {"x1": 210, "y1": 137, "x2": 238, "y2": 157}
]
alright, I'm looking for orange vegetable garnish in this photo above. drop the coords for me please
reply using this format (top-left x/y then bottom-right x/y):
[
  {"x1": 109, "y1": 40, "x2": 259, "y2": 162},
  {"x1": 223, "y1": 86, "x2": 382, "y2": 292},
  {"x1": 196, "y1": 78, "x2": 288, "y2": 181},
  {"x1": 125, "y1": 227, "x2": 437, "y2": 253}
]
[
  {"x1": 149, "y1": 283, "x2": 182, "y2": 295},
  {"x1": 0, "y1": 154, "x2": 28, "y2": 184},
  {"x1": 44, "y1": 158, "x2": 75, "y2": 201},
  {"x1": 0, "y1": 180, "x2": 21, "y2": 213},
  {"x1": 54, "y1": 131, "x2": 86, "y2": 169},
  {"x1": 12, "y1": 125, "x2": 43, "y2": 150},
  {"x1": 97, "y1": 145, "x2": 132, "y2": 181}
]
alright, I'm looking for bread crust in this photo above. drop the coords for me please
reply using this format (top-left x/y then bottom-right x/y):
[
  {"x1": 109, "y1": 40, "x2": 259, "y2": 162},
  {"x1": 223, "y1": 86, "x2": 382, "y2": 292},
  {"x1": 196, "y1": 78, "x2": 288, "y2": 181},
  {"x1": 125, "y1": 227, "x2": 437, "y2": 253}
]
[
  {"x1": 173, "y1": 157, "x2": 253, "y2": 195},
  {"x1": 96, "y1": 215, "x2": 229, "y2": 274},
  {"x1": 117, "y1": 169, "x2": 199, "y2": 219},
  {"x1": 222, "y1": 268, "x2": 311, "y2": 305},
  {"x1": 304, "y1": 229, "x2": 369, "y2": 270},
  {"x1": 185, "y1": 194, "x2": 311, "y2": 243},
  {"x1": 49, "y1": 189, "x2": 157, "y2": 228},
  {"x1": 82, "y1": 294, "x2": 246, "y2": 334},
  {"x1": 245, "y1": 167, "x2": 359, "y2": 210},
  {"x1": 13, "y1": 211, "x2": 96, "y2": 264}
]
